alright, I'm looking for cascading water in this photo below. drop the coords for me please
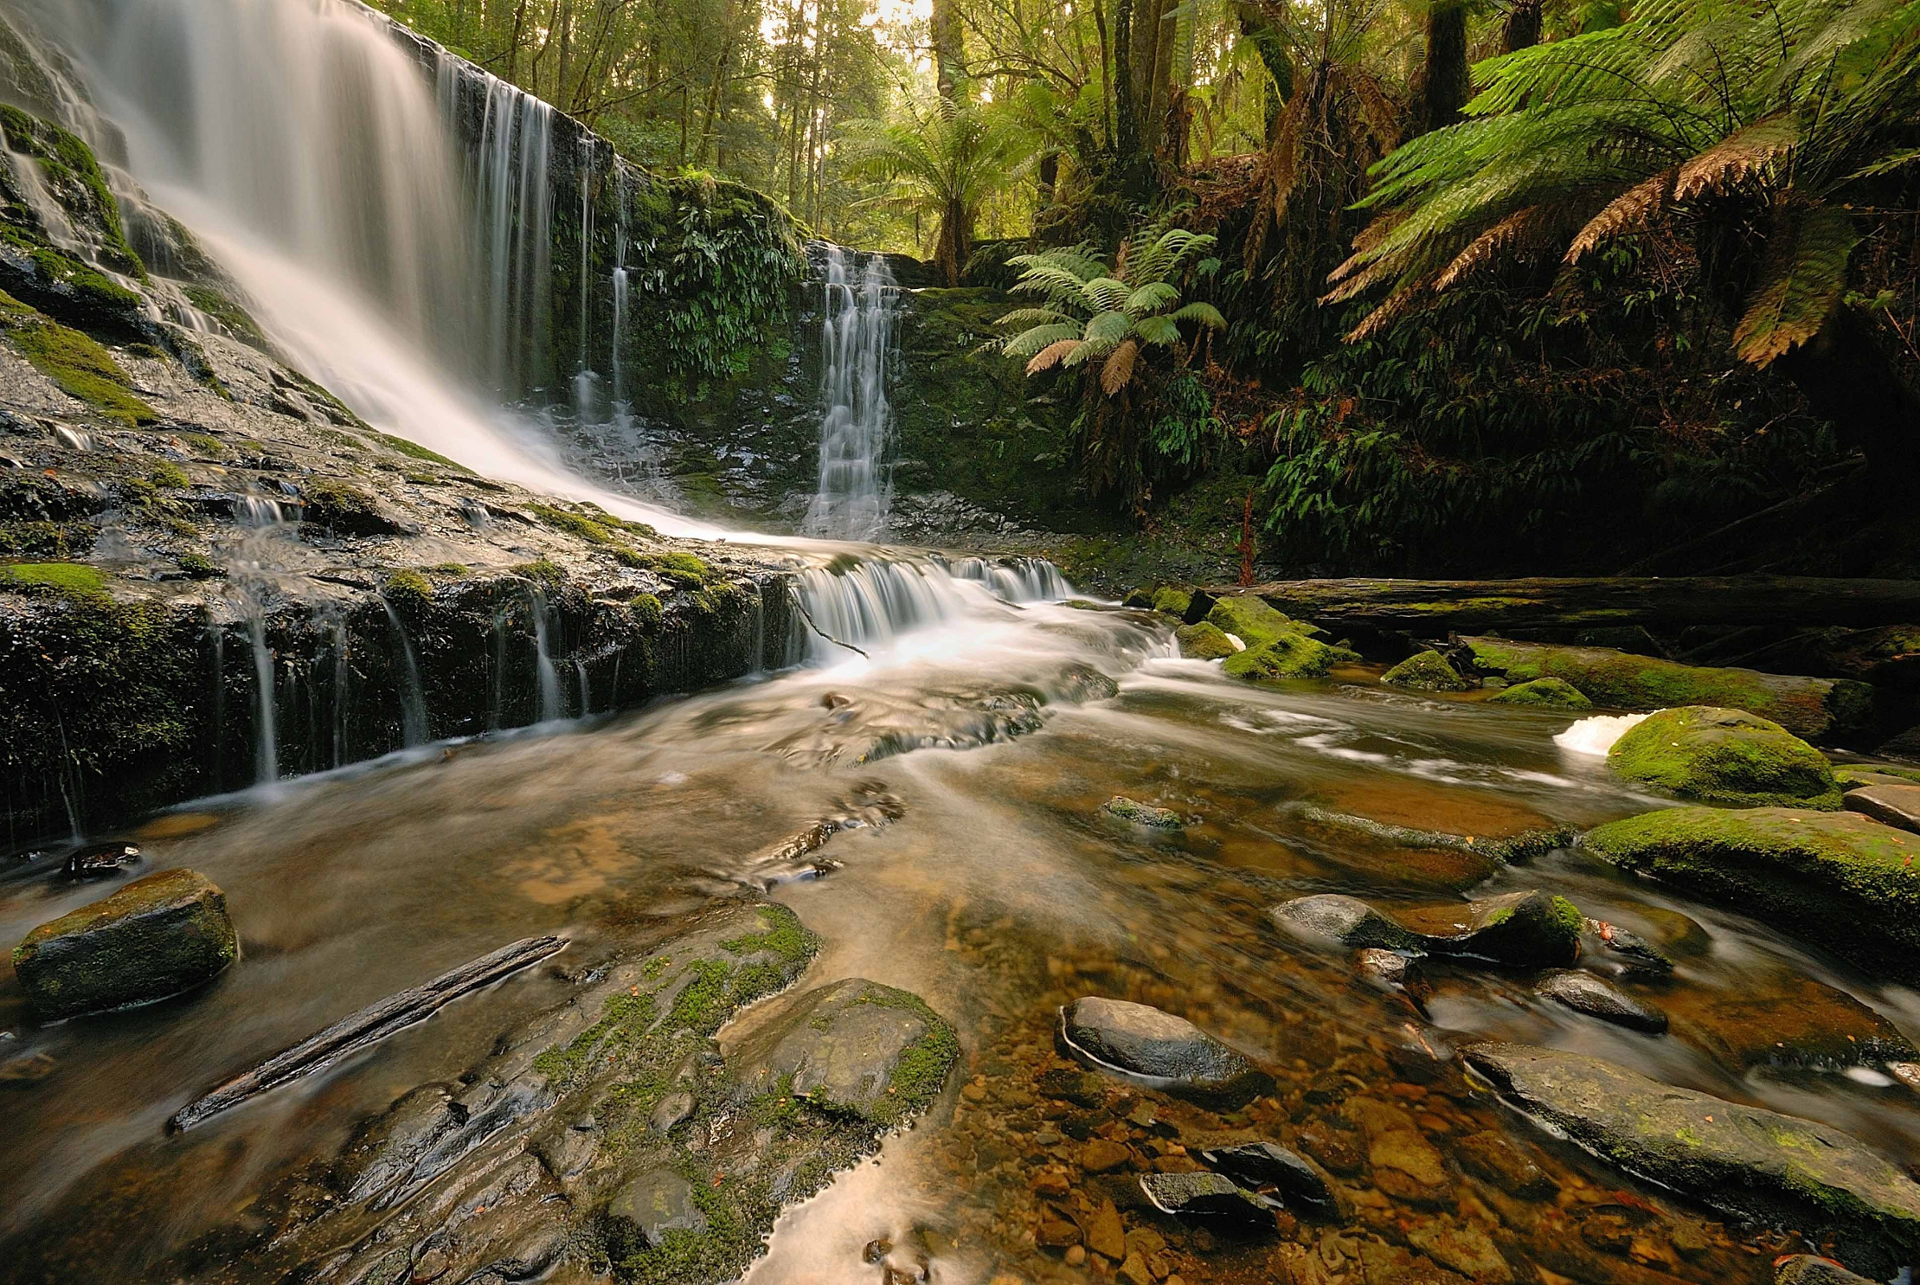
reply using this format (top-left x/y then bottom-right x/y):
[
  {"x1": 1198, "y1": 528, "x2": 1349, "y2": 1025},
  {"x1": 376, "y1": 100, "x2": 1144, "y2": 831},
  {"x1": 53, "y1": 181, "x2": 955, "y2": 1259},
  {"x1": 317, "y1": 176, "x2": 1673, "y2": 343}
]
[
  {"x1": 380, "y1": 598, "x2": 430, "y2": 747},
  {"x1": 528, "y1": 588, "x2": 564, "y2": 722},
  {"x1": 804, "y1": 246, "x2": 897, "y2": 540}
]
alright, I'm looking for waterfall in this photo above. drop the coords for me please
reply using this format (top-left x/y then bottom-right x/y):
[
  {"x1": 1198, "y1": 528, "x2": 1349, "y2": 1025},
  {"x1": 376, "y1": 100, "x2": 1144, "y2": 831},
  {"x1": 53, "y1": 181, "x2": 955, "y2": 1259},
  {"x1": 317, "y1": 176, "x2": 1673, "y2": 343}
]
[
  {"x1": 245, "y1": 609, "x2": 278, "y2": 784},
  {"x1": 611, "y1": 165, "x2": 629, "y2": 406},
  {"x1": 380, "y1": 598, "x2": 430, "y2": 746},
  {"x1": 789, "y1": 555, "x2": 1075, "y2": 662},
  {"x1": 529, "y1": 589, "x2": 564, "y2": 722},
  {"x1": 804, "y1": 246, "x2": 897, "y2": 540}
]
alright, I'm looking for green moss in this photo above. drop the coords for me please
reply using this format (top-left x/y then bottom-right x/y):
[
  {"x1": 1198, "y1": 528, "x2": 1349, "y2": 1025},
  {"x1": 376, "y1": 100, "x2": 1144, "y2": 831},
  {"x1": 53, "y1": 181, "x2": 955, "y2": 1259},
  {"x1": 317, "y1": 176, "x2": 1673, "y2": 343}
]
[
  {"x1": 1207, "y1": 595, "x2": 1310, "y2": 647},
  {"x1": 852, "y1": 987, "x2": 961, "y2": 1127},
  {"x1": 383, "y1": 568, "x2": 432, "y2": 602},
  {"x1": 299, "y1": 479, "x2": 391, "y2": 535},
  {"x1": 0, "y1": 520, "x2": 93, "y2": 559},
  {"x1": 182, "y1": 433, "x2": 225, "y2": 456},
  {"x1": 424, "y1": 562, "x2": 469, "y2": 577},
  {"x1": 1100, "y1": 795, "x2": 1185, "y2": 829},
  {"x1": 1221, "y1": 632, "x2": 1335, "y2": 683},
  {"x1": 0, "y1": 560, "x2": 108, "y2": 598},
  {"x1": 632, "y1": 551, "x2": 714, "y2": 589},
  {"x1": 529, "y1": 502, "x2": 616, "y2": 544},
  {"x1": 720, "y1": 914, "x2": 816, "y2": 966},
  {"x1": 175, "y1": 552, "x2": 221, "y2": 580},
  {"x1": 1151, "y1": 586, "x2": 1192, "y2": 617},
  {"x1": 1381, "y1": 649, "x2": 1474, "y2": 692},
  {"x1": 6, "y1": 320, "x2": 156, "y2": 424},
  {"x1": 1489, "y1": 677, "x2": 1592, "y2": 709},
  {"x1": 1608, "y1": 706, "x2": 1842, "y2": 809},
  {"x1": 629, "y1": 593, "x2": 664, "y2": 630},
  {"x1": 532, "y1": 990, "x2": 659, "y2": 1089},
  {"x1": 511, "y1": 557, "x2": 568, "y2": 589},
  {"x1": 147, "y1": 462, "x2": 190, "y2": 490},
  {"x1": 182, "y1": 286, "x2": 269, "y2": 349},
  {"x1": 1174, "y1": 620, "x2": 1237, "y2": 660}
]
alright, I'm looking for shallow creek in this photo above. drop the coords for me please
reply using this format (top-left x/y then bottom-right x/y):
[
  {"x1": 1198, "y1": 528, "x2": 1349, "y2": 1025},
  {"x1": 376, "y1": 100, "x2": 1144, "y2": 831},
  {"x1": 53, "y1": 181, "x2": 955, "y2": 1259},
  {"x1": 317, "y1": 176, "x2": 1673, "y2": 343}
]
[{"x1": 5, "y1": 591, "x2": 1919, "y2": 1284}]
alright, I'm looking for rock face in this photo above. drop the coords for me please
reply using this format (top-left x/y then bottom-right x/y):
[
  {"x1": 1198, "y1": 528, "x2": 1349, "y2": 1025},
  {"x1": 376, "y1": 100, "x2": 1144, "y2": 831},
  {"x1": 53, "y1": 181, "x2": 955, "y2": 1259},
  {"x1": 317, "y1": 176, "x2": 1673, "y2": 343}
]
[
  {"x1": 12, "y1": 868, "x2": 237, "y2": 1019},
  {"x1": 1464, "y1": 1042, "x2": 1920, "y2": 1277},
  {"x1": 1455, "y1": 637, "x2": 1871, "y2": 740},
  {"x1": 1380, "y1": 649, "x2": 1474, "y2": 692},
  {"x1": 1845, "y1": 783, "x2": 1920, "y2": 835},
  {"x1": 1534, "y1": 970, "x2": 1668, "y2": 1033},
  {"x1": 1056, "y1": 997, "x2": 1272, "y2": 1108},
  {"x1": 1270, "y1": 894, "x2": 1425, "y2": 952},
  {"x1": 727, "y1": 977, "x2": 958, "y2": 1127},
  {"x1": 1607, "y1": 706, "x2": 1843, "y2": 809},
  {"x1": 1581, "y1": 807, "x2": 1920, "y2": 982},
  {"x1": 1488, "y1": 677, "x2": 1592, "y2": 709}
]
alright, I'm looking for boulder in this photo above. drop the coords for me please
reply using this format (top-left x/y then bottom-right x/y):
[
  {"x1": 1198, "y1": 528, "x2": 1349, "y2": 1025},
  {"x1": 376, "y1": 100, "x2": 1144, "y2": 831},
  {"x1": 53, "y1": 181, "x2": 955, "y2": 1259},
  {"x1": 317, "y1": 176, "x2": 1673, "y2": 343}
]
[
  {"x1": 1196, "y1": 1141, "x2": 1334, "y2": 1212},
  {"x1": 1100, "y1": 796, "x2": 1184, "y2": 830},
  {"x1": 1270, "y1": 894, "x2": 1425, "y2": 952},
  {"x1": 1380, "y1": 649, "x2": 1474, "y2": 692},
  {"x1": 1582, "y1": 918, "x2": 1674, "y2": 974},
  {"x1": 1151, "y1": 586, "x2": 1193, "y2": 617},
  {"x1": 1534, "y1": 970, "x2": 1668, "y2": 1033},
  {"x1": 1424, "y1": 890, "x2": 1583, "y2": 968},
  {"x1": 1455, "y1": 637, "x2": 1872, "y2": 740},
  {"x1": 1174, "y1": 621, "x2": 1239, "y2": 659},
  {"x1": 1221, "y1": 633, "x2": 1335, "y2": 683},
  {"x1": 728, "y1": 977, "x2": 957, "y2": 1127},
  {"x1": 1581, "y1": 807, "x2": 1920, "y2": 982},
  {"x1": 1488, "y1": 677, "x2": 1592, "y2": 709},
  {"x1": 1056, "y1": 996, "x2": 1272, "y2": 1108},
  {"x1": 1465, "y1": 1042, "x2": 1920, "y2": 1277},
  {"x1": 12, "y1": 868, "x2": 237, "y2": 1019},
  {"x1": 1845, "y1": 783, "x2": 1920, "y2": 835},
  {"x1": 1206, "y1": 595, "x2": 1311, "y2": 647},
  {"x1": 1607, "y1": 706, "x2": 1843, "y2": 809}
]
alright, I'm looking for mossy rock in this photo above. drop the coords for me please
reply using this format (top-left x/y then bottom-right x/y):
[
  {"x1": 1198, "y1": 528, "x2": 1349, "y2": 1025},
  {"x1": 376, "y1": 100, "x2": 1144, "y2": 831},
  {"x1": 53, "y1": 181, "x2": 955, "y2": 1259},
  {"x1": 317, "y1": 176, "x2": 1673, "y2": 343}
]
[
  {"x1": 3, "y1": 315, "x2": 156, "y2": 424},
  {"x1": 1381, "y1": 649, "x2": 1474, "y2": 693},
  {"x1": 1489, "y1": 677, "x2": 1592, "y2": 709},
  {"x1": 1581, "y1": 807, "x2": 1920, "y2": 981},
  {"x1": 299, "y1": 479, "x2": 405, "y2": 536},
  {"x1": 1174, "y1": 621, "x2": 1238, "y2": 660},
  {"x1": 1100, "y1": 795, "x2": 1185, "y2": 829},
  {"x1": 1607, "y1": 706, "x2": 1842, "y2": 809},
  {"x1": 1427, "y1": 890, "x2": 1584, "y2": 968},
  {"x1": 1207, "y1": 595, "x2": 1310, "y2": 647},
  {"x1": 1151, "y1": 586, "x2": 1193, "y2": 617},
  {"x1": 1222, "y1": 632, "x2": 1335, "y2": 683}
]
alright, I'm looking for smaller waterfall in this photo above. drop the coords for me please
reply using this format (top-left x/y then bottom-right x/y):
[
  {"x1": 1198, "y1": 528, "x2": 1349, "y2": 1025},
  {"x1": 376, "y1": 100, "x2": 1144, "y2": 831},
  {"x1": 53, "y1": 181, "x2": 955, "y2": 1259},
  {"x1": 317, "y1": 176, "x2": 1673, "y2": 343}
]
[
  {"x1": 790, "y1": 555, "x2": 1074, "y2": 662},
  {"x1": 380, "y1": 598, "x2": 430, "y2": 746},
  {"x1": 529, "y1": 589, "x2": 564, "y2": 721},
  {"x1": 246, "y1": 610, "x2": 278, "y2": 784},
  {"x1": 934, "y1": 555, "x2": 1075, "y2": 603},
  {"x1": 611, "y1": 165, "x2": 630, "y2": 406},
  {"x1": 473, "y1": 73, "x2": 554, "y2": 396},
  {"x1": 804, "y1": 247, "x2": 897, "y2": 540},
  {"x1": 229, "y1": 495, "x2": 292, "y2": 785}
]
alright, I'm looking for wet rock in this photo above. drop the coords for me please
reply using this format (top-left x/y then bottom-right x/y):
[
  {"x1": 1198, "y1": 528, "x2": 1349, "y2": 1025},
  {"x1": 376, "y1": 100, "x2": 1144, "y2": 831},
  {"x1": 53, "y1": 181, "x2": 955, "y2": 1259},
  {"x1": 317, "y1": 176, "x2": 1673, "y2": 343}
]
[
  {"x1": 1425, "y1": 890, "x2": 1583, "y2": 967},
  {"x1": 1381, "y1": 650, "x2": 1474, "y2": 693},
  {"x1": 1464, "y1": 1041, "x2": 1920, "y2": 1277},
  {"x1": 1077, "y1": 1197, "x2": 1126, "y2": 1258},
  {"x1": 1354, "y1": 947, "x2": 1424, "y2": 998},
  {"x1": 1298, "y1": 1119, "x2": 1365, "y2": 1175},
  {"x1": 1137, "y1": 1172, "x2": 1278, "y2": 1232},
  {"x1": 1384, "y1": 1027, "x2": 1456, "y2": 1084},
  {"x1": 1775, "y1": 1254, "x2": 1879, "y2": 1284},
  {"x1": 649, "y1": 1089, "x2": 695, "y2": 1135},
  {"x1": 1451, "y1": 1130, "x2": 1554, "y2": 1198},
  {"x1": 1080, "y1": 1138, "x2": 1132, "y2": 1172},
  {"x1": 1197, "y1": 1142, "x2": 1334, "y2": 1212},
  {"x1": 1222, "y1": 633, "x2": 1336, "y2": 683},
  {"x1": 12, "y1": 867, "x2": 237, "y2": 1019},
  {"x1": 1037, "y1": 1065, "x2": 1106, "y2": 1107},
  {"x1": 1668, "y1": 970, "x2": 1917, "y2": 1070},
  {"x1": 1488, "y1": 677, "x2": 1592, "y2": 709},
  {"x1": 604, "y1": 1168, "x2": 706, "y2": 1251},
  {"x1": 62, "y1": 842, "x2": 141, "y2": 879},
  {"x1": 1844, "y1": 783, "x2": 1920, "y2": 835},
  {"x1": 1608, "y1": 707, "x2": 1843, "y2": 809},
  {"x1": 1368, "y1": 1127, "x2": 1452, "y2": 1205},
  {"x1": 1206, "y1": 595, "x2": 1307, "y2": 647},
  {"x1": 1298, "y1": 805, "x2": 1573, "y2": 864},
  {"x1": 0, "y1": 1049, "x2": 56, "y2": 1084},
  {"x1": 1049, "y1": 662, "x2": 1121, "y2": 704},
  {"x1": 1534, "y1": 970, "x2": 1668, "y2": 1033},
  {"x1": 1582, "y1": 917, "x2": 1675, "y2": 973},
  {"x1": 1174, "y1": 621, "x2": 1238, "y2": 660},
  {"x1": 1035, "y1": 1216, "x2": 1081, "y2": 1250},
  {"x1": 1055, "y1": 996, "x2": 1272, "y2": 1108},
  {"x1": 1100, "y1": 796, "x2": 1184, "y2": 830},
  {"x1": 1581, "y1": 807, "x2": 1920, "y2": 983},
  {"x1": 1270, "y1": 894, "x2": 1424, "y2": 952},
  {"x1": 728, "y1": 977, "x2": 958, "y2": 1127},
  {"x1": 1406, "y1": 1217, "x2": 1512, "y2": 1284}
]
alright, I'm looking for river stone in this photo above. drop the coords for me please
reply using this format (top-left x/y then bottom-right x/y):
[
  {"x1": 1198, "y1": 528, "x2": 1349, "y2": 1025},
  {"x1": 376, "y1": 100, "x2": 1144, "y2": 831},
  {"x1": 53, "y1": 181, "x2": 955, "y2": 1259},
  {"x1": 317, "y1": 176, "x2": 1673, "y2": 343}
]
[
  {"x1": 1270, "y1": 894, "x2": 1424, "y2": 952},
  {"x1": 1197, "y1": 1142, "x2": 1333, "y2": 1211},
  {"x1": 12, "y1": 868, "x2": 237, "y2": 1019},
  {"x1": 1582, "y1": 917, "x2": 1675, "y2": 974},
  {"x1": 1774, "y1": 1254, "x2": 1878, "y2": 1285},
  {"x1": 1608, "y1": 707, "x2": 1843, "y2": 809},
  {"x1": 605, "y1": 1168, "x2": 706, "y2": 1251},
  {"x1": 1581, "y1": 807, "x2": 1920, "y2": 982},
  {"x1": 1464, "y1": 1042, "x2": 1920, "y2": 1276},
  {"x1": 1100, "y1": 796, "x2": 1184, "y2": 830},
  {"x1": 1845, "y1": 783, "x2": 1920, "y2": 835},
  {"x1": 1424, "y1": 890, "x2": 1583, "y2": 967},
  {"x1": 1222, "y1": 632, "x2": 1336, "y2": 683},
  {"x1": 1354, "y1": 947, "x2": 1422, "y2": 995},
  {"x1": 728, "y1": 977, "x2": 957, "y2": 1127},
  {"x1": 62, "y1": 842, "x2": 141, "y2": 880},
  {"x1": 1137, "y1": 1171, "x2": 1277, "y2": 1230},
  {"x1": 1534, "y1": 970, "x2": 1668, "y2": 1033},
  {"x1": 1055, "y1": 997, "x2": 1272, "y2": 1108},
  {"x1": 1175, "y1": 621, "x2": 1238, "y2": 660},
  {"x1": 1381, "y1": 649, "x2": 1474, "y2": 692},
  {"x1": 1406, "y1": 1217, "x2": 1512, "y2": 1284},
  {"x1": 1488, "y1": 677, "x2": 1592, "y2": 709}
]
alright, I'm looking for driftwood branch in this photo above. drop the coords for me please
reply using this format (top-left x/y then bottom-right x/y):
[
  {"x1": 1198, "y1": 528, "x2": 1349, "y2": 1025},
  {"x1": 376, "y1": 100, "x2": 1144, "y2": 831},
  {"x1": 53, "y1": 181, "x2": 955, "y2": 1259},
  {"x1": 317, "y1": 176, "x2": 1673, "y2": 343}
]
[
  {"x1": 169, "y1": 935, "x2": 566, "y2": 1132},
  {"x1": 788, "y1": 595, "x2": 871, "y2": 659}
]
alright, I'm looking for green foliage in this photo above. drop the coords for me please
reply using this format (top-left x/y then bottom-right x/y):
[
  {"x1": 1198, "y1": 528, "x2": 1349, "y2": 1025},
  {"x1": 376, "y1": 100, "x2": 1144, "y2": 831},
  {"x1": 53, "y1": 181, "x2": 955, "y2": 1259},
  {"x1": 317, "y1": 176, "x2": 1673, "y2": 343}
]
[
  {"x1": 175, "y1": 552, "x2": 222, "y2": 580},
  {"x1": 183, "y1": 286, "x2": 270, "y2": 350},
  {"x1": 528, "y1": 503, "x2": 617, "y2": 545}
]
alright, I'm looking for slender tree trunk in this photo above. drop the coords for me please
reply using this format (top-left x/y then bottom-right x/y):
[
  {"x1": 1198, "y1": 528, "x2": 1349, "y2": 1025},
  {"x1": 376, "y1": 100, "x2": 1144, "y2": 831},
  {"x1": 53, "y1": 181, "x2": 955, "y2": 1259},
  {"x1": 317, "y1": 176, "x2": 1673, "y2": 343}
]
[
  {"x1": 1234, "y1": 0, "x2": 1293, "y2": 134},
  {"x1": 1502, "y1": 0, "x2": 1543, "y2": 53},
  {"x1": 1112, "y1": 0, "x2": 1143, "y2": 185},
  {"x1": 930, "y1": 0, "x2": 967, "y2": 103},
  {"x1": 1419, "y1": 0, "x2": 1470, "y2": 133},
  {"x1": 508, "y1": 0, "x2": 528, "y2": 82},
  {"x1": 1092, "y1": 0, "x2": 1113, "y2": 150}
]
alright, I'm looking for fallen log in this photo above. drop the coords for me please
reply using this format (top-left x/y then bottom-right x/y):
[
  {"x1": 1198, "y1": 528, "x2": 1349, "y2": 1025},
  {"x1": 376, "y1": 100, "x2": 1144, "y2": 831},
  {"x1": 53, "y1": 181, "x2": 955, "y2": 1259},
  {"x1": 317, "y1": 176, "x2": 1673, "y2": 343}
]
[
  {"x1": 1219, "y1": 577, "x2": 1920, "y2": 632},
  {"x1": 169, "y1": 934, "x2": 566, "y2": 1132}
]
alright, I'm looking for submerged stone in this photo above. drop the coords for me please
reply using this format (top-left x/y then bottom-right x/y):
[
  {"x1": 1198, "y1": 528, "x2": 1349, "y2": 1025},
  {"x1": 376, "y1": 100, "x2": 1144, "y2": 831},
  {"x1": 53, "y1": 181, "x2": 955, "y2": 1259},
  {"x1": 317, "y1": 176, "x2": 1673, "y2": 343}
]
[
  {"x1": 1488, "y1": 676, "x2": 1592, "y2": 709},
  {"x1": 1465, "y1": 1042, "x2": 1920, "y2": 1277},
  {"x1": 1056, "y1": 996, "x2": 1272, "y2": 1108},
  {"x1": 1380, "y1": 649, "x2": 1473, "y2": 692},
  {"x1": 1607, "y1": 706, "x2": 1843, "y2": 809},
  {"x1": 1137, "y1": 1171, "x2": 1278, "y2": 1230},
  {"x1": 605, "y1": 1169, "x2": 707, "y2": 1251},
  {"x1": 1298, "y1": 805, "x2": 1572, "y2": 864},
  {"x1": 1100, "y1": 796, "x2": 1184, "y2": 830},
  {"x1": 1270, "y1": 894, "x2": 1424, "y2": 952},
  {"x1": 1581, "y1": 807, "x2": 1920, "y2": 982},
  {"x1": 13, "y1": 867, "x2": 236, "y2": 1019},
  {"x1": 1196, "y1": 1141, "x2": 1333, "y2": 1211},
  {"x1": 1582, "y1": 918, "x2": 1674, "y2": 974},
  {"x1": 1534, "y1": 970, "x2": 1668, "y2": 1033},
  {"x1": 62, "y1": 841, "x2": 141, "y2": 879},
  {"x1": 1844, "y1": 783, "x2": 1920, "y2": 835},
  {"x1": 1774, "y1": 1257, "x2": 1877, "y2": 1285}
]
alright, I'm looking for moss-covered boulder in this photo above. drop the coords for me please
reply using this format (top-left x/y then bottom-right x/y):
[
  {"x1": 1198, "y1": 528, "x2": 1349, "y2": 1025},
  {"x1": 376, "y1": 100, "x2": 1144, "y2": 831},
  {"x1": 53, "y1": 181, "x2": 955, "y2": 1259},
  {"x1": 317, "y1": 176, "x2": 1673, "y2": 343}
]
[
  {"x1": 1581, "y1": 807, "x2": 1920, "y2": 981},
  {"x1": 1607, "y1": 706, "x2": 1843, "y2": 809},
  {"x1": 1381, "y1": 649, "x2": 1474, "y2": 692},
  {"x1": 1207, "y1": 594, "x2": 1312, "y2": 647},
  {"x1": 1457, "y1": 637, "x2": 1871, "y2": 741},
  {"x1": 1152, "y1": 586, "x2": 1193, "y2": 617},
  {"x1": 1222, "y1": 633, "x2": 1335, "y2": 683},
  {"x1": 1174, "y1": 621, "x2": 1238, "y2": 660},
  {"x1": 1425, "y1": 890, "x2": 1584, "y2": 968},
  {"x1": 1489, "y1": 677, "x2": 1592, "y2": 709},
  {"x1": 12, "y1": 868, "x2": 237, "y2": 1018}
]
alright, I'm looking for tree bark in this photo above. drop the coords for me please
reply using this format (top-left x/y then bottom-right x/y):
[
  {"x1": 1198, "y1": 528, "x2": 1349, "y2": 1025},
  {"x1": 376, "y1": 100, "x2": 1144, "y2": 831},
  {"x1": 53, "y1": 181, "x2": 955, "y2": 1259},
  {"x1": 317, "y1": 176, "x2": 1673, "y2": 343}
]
[
  {"x1": 930, "y1": 0, "x2": 967, "y2": 103},
  {"x1": 1235, "y1": 0, "x2": 1294, "y2": 133},
  {"x1": 1501, "y1": 0, "x2": 1543, "y2": 53},
  {"x1": 1419, "y1": 0, "x2": 1469, "y2": 133}
]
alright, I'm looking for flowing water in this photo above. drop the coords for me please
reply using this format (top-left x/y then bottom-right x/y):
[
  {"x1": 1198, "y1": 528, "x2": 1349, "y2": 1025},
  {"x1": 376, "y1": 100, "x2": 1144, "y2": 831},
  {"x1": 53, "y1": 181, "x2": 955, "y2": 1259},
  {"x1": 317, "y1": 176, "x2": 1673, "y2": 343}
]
[{"x1": 5, "y1": 3, "x2": 1920, "y2": 1284}]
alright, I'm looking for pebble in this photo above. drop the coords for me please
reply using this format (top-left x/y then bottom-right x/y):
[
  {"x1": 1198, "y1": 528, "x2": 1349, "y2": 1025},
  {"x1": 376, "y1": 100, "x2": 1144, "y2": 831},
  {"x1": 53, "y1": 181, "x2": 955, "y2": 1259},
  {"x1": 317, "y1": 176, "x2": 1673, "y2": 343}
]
[{"x1": 1080, "y1": 1139, "x2": 1132, "y2": 1172}]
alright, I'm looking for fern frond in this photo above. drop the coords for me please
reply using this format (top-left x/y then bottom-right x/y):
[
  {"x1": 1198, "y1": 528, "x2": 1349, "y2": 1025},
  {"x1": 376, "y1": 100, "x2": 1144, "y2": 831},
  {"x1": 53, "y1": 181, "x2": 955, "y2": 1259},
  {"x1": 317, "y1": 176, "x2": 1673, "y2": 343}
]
[
  {"x1": 1169, "y1": 301, "x2": 1227, "y2": 329},
  {"x1": 1125, "y1": 282, "x2": 1180, "y2": 317},
  {"x1": 1026, "y1": 339, "x2": 1084, "y2": 375},
  {"x1": 1100, "y1": 339, "x2": 1139, "y2": 397},
  {"x1": 1732, "y1": 198, "x2": 1858, "y2": 365},
  {"x1": 1673, "y1": 114, "x2": 1796, "y2": 201},
  {"x1": 1002, "y1": 322, "x2": 1084, "y2": 359},
  {"x1": 1564, "y1": 169, "x2": 1675, "y2": 262},
  {"x1": 1134, "y1": 315, "x2": 1182, "y2": 346}
]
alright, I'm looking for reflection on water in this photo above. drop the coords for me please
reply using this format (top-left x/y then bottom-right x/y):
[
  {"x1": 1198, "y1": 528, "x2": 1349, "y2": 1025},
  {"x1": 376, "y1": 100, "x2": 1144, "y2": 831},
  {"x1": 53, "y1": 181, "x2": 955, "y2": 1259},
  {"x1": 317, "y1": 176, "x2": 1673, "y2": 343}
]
[{"x1": 3, "y1": 600, "x2": 1917, "y2": 1283}]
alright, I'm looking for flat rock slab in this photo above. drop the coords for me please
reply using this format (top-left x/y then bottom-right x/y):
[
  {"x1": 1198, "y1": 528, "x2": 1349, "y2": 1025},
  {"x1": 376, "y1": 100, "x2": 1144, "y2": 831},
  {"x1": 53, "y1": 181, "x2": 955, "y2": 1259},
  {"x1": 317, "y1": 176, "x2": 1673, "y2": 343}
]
[
  {"x1": 729, "y1": 977, "x2": 957, "y2": 1127},
  {"x1": 1534, "y1": 970, "x2": 1668, "y2": 1033},
  {"x1": 1845, "y1": 784, "x2": 1920, "y2": 835},
  {"x1": 12, "y1": 868, "x2": 236, "y2": 1019},
  {"x1": 1464, "y1": 1042, "x2": 1920, "y2": 1276},
  {"x1": 606, "y1": 1169, "x2": 707, "y2": 1251},
  {"x1": 1056, "y1": 996, "x2": 1272, "y2": 1108},
  {"x1": 1137, "y1": 1171, "x2": 1276, "y2": 1231},
  {"x1": 1581, "y1": 807, "x2": 1920, "y2": 983}
]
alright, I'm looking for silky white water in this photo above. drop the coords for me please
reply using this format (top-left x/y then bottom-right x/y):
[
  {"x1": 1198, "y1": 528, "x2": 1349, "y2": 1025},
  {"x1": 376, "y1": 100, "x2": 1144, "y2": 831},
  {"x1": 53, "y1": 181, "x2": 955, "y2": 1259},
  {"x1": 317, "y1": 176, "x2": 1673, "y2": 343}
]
[{"x1": 804, "y1": 246, "x2": 897, "y2": 540}]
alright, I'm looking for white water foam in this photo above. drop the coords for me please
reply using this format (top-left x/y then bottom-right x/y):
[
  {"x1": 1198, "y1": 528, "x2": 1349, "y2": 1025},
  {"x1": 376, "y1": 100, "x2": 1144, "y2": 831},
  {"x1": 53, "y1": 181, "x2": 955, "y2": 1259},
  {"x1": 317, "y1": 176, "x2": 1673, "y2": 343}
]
[{"x1": 1554, "y1": 712, "x2": 1655, "y2": 757}]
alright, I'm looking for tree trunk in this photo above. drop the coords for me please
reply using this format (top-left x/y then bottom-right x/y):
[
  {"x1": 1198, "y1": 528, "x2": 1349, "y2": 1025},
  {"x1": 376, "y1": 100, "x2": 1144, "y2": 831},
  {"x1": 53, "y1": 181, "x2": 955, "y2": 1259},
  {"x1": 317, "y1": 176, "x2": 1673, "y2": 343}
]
[
  {"x1": 1419, "y1": 0, "x2": 1469, "y2": 133},
  {"x1": 1235, "y1": 1, "x2": 1294, "y2": 134},
  {"x1": 1113, "y1": 0, "x2": 1141, "y2": 166},
  {"x1": 1773, "y1": 305, "x2": 1920, "y2": 491},
  {"x1": 930, "y1": 0, "x2": 967, "y2": 103},
  {"x1": 1501, "y1": 0, "x2": 1543, "y2": 53}
]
